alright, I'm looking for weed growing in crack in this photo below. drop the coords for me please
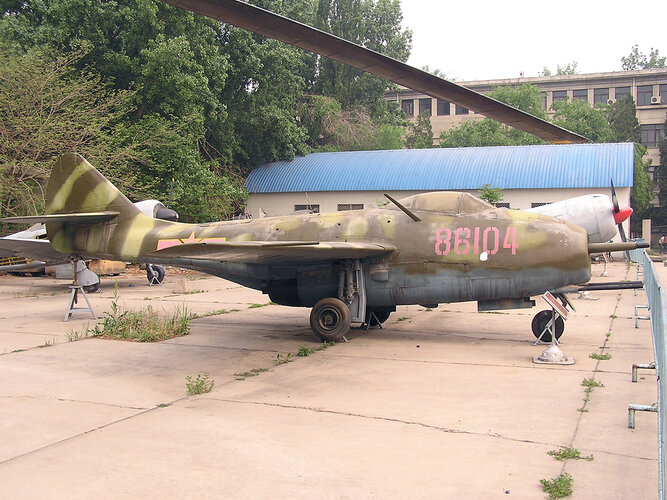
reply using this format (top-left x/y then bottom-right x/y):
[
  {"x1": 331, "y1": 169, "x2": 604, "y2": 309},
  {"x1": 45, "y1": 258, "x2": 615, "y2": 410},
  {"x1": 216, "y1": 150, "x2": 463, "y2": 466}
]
[
  {"x1": 540, "y1": 473, "x2": 573, "y2": 499},
  {"x1": 186, "y1": 373, "x2": 214, "y2": 395},
  {"x1": 548, "y1": 446, "x2": 593, "y2": 461}
]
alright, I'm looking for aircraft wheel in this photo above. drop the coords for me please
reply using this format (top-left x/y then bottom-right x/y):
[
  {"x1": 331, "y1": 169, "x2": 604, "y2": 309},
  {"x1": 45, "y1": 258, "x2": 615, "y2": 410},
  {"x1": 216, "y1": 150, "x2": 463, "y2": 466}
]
[
  {"x1": 147, "y1": 264, "x2": 166, "y2": 285},
  {"x1": 531, "y1": 310, "x2": 564, "y2": 342},
  {"x1": 310, "y1": 298, "x2": 351, "y2": 342},
  {"x1": 365, "y1": 308, "x2": 392, "y2": 327}
]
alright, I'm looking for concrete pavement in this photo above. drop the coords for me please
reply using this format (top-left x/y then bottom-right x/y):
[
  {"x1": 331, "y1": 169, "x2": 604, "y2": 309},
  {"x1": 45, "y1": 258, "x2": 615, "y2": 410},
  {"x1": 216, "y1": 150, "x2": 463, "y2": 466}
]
[{"x1": 0, "y1": 261, "x2": 660, "y2": 498}]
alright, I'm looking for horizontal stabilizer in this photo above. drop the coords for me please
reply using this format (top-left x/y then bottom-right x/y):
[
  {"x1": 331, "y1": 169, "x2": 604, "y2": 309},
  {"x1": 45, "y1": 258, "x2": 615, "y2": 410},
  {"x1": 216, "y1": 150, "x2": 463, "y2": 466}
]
[
  {"x1": 151, "y1": 240, "x2": 397, "y2": 264},
  {"x1": 1, "y1": 212, "x2": 119, "y2": 225},
  {"x1": 0, "y1": 238, "x2": 66, "y2": 262}
]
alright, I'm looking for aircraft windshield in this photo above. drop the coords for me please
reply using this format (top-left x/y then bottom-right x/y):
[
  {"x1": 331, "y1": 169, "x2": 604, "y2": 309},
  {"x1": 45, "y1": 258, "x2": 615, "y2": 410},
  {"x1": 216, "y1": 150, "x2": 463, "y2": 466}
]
[{"x1": 387, "y1": 192, "x2": 493, "y2": 215}]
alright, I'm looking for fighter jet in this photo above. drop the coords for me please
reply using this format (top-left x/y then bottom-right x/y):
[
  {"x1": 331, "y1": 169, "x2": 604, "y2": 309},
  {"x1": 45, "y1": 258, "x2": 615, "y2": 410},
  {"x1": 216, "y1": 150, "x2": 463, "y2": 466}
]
[{"x1": 1, "y1": 154, "x2": 644, "y2": 342}]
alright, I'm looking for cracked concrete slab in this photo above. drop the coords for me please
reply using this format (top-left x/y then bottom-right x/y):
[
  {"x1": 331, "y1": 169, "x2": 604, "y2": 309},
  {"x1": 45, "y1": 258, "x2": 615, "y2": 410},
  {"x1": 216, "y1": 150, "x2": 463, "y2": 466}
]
[{"x1": 0, "y1": 261, "x2": 661, "y2": 498}]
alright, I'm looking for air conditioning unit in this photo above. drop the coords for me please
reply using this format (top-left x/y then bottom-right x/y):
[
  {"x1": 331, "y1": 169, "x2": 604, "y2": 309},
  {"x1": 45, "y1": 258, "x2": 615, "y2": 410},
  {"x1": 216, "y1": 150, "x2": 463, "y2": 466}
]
[
  {"x1": 651, "y1": 95, "x2": 662, "y2": 104},
  {"x1": 607, "y1": 98, "x2": 616, "y2": 105}
]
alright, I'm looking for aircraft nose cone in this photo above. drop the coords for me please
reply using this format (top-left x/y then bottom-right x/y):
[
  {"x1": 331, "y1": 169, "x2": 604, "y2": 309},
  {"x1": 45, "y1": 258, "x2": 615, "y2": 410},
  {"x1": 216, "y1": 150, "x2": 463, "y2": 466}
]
[{"x1": 614, "y1": 205, "x2": 633, "y2": 224}]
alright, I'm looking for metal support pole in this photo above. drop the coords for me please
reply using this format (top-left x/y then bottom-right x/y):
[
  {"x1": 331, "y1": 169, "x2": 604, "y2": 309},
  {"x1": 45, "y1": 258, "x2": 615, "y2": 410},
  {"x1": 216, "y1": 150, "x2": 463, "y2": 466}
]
[
  {"x1": 632, "y1": 362, "x2": 656, "y2": 383},
  {"x1": 628, "y1": 403, "x2": 658, "y2": 429},
  {"x1": 635, "y1": 304, "x2": 649, "y2": 328}
]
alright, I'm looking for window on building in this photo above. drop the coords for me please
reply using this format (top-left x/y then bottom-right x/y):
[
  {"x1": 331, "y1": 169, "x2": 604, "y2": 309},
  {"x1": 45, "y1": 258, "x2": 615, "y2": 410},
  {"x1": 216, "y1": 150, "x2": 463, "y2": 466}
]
[
  {"x1": 495, "y1": 202, "x2": 510, "y2": 209},
  {"x1": 660, "y1": 84, "x2": 667, "y2": 104},
  {"x1": 419, "y1": 98, "x2": 432, "y2": 115},
  {"x1": 294, "y1": 204, "x2": 320, "y2": 213},
  {"x1": 593, "y1": 88, "x2": 609, "y2": 105},
  {"x1": 437, "y1": 99, "x2": 450, "y2": 116},
  {"x1": 573, "y1": 89, "x2": 588, "y2": 101},
  {"x1": 552, "y1": 90, "x2": 567, "y2": 103},
  {"x1": 541, "y1": 92, "x2": 547, "y2": 110},
  {"x1": 531, "y1": 202, "x2": 551, "y2": 208},
  {"x1": 455, "y1": 105, "x2": 469, "y2": 115},
  {"x1": 641, "y1": 124, "x2": 665, "y2": 148},
  {"x1": 637, "y1": 85, "x2": 653, "y2": 106},
  {"x1": 401, "y1": 99, "x2": 414, "y2": 117},
  {"x1": 337, "y1": 203, "x2": 364, "y2": 211},
  {"x1": 615, "y1": 86, "x2": 631, "y2": 101}
]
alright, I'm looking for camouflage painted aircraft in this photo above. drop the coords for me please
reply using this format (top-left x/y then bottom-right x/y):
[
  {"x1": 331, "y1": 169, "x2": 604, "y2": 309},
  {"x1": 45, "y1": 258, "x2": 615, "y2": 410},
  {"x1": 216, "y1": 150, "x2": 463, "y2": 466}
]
[{"x1": 1, "y1": 154, "x2": 645, "y2": 342}]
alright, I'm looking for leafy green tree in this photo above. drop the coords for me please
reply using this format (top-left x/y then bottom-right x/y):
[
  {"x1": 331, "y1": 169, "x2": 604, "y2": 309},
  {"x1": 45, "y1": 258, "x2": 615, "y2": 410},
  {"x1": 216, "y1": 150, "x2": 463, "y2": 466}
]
[
  {"x1": 439, "y1": 84, "x2": 546, "y2": 147},
  {"x1": 621, "y1": 45, "x2": 666, "y2": 70},
  {"x1": 314, "y1": 0, "x2": 412, "y2": 115},
  {"x1": 608, "y1": 94, "x2": 641, "y2": 142},
  {"x1": 405, "y1": 113, "x2": 434, "y2": 149},
  {"x1": 605, "y1": 94, "x2": 654, "y2": 226},
  {"x1": 478, "y1": 184, "x2": 503, "y2": 204},
  {"x1": 299, "y1": 95, "x2": 403, "y2": 151},
  {"x1": 551, "y1": 99, "x2": 616, "y2": 143}
]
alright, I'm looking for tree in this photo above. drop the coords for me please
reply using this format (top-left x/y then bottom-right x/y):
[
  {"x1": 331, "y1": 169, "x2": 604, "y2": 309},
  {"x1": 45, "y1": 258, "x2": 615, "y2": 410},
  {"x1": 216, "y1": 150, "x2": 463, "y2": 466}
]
[
  {"x1": 404, "y1": 113, "x2": 433, "y2": 149},
  {"x1": 478, "y1": 185, "x2": 503, "y2": 204},
  {"x1": 299, "y1": 95, "x2": 404, "y2": 151},
  {"x1": 540, "y1": 62, "x2": 578, "y2": 76},
  {"x1": 605, "y1": 94, "x2": 654, "y2": 226},
  {"x1": 621, "y1": 45, "x2": 666, "y2": 70},
  {"x1": 608, "y1": 94, "x2": 640, "y2": 142},
  {"x1": 439, "y1": 84, "x2": 546, "y2": 147},
  {"x1": 314, "y1": 0, "x2": 412, "y2": 115},
  {"x1": 551, "y1": 99, "x2": 616, "y2": 143}
]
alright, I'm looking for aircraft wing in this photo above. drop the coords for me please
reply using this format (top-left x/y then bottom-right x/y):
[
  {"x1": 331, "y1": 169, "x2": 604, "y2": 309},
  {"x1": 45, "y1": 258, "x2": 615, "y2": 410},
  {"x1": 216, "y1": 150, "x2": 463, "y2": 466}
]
[
  {"x1": 163, "y1": 0, "x2": 586, "y2": 144},
  {"x1": 151, "y1": 240, "x2": 397, "y2": 264},
  {"x1": 0, "y1": 237, "x2": 67, "y2": 264}
]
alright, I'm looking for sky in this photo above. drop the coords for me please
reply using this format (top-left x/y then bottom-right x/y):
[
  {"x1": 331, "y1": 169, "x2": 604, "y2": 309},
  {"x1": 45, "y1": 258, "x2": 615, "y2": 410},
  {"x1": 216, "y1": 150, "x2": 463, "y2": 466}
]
[{"x1": 400, "y1": 0, "x2": 664, "y2": 82}]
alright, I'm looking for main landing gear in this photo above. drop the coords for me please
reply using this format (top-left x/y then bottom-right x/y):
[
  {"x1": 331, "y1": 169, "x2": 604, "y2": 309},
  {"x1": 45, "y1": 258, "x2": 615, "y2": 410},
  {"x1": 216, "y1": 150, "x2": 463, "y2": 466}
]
[{"x1": 308, "y1": 259, "x2": 393, "y2": 342}]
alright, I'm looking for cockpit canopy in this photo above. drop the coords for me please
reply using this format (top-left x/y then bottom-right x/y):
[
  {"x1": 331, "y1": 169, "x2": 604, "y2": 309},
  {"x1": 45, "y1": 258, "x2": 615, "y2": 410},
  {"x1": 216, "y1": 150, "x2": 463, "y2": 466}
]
[{"x1": 387, "y1": 192, "x2": 494, "y2": 215}]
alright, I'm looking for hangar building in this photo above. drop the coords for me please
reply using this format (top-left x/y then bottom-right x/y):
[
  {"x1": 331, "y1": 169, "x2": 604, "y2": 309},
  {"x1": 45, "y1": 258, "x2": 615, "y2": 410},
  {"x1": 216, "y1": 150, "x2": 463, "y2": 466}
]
[{"x1": 245, "y1": 142, "x2": 634, "y2": 233}]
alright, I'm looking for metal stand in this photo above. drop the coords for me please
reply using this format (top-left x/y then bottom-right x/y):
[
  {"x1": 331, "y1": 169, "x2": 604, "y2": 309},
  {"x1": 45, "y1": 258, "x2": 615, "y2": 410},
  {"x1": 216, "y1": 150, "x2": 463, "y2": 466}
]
[
  {"x1": 533, "y1": 293, "x2": 574, "y2": 365},
  {"x1": 63, "y1": 258, "x2": 97, "y2": 321},
  {"x1": 533, "y1": 309, "x2": 561, "y2": 346},
  {"x1": 363, "y1": 311, "x2": 384, "y2": 330}
]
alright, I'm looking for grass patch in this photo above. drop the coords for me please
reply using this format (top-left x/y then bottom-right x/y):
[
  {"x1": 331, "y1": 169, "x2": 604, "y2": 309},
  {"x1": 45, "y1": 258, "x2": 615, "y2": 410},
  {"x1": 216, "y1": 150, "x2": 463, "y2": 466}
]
[
  {"x1": 38, "y1": 338, "x2": 56, "y2": 348},
  {"x1": 85, "y1": 285, "x2": 193, "y2": 342},
  {"x1": 186, "y1": 372, "x2": 214, "y2": 395},
  {"x1": 248, "y1": 303, "x2": 268, "y2": 309},
  {"x1": 540, "y1": 473, "x2": 573, "y2": 499},
  {"x1": 548, "y1": 446, "x2": 593, "y2": 461},
  {"x1": 589, "y1": 352, "x2": 612, "y2": 360},
  {"x1": 582, "y1": 377, "x2": 604, "y2": 393},
  {"x1": 609, "y1": 314, "x2": 617, "y2": 319},
  {"x1": 396, "y1": 317, "x2": 409, "y2": 322}
]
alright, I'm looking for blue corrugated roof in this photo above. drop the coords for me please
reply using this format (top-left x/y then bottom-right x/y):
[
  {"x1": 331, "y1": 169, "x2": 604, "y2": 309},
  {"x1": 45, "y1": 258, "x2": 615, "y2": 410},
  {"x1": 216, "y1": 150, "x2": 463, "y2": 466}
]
[{"x1": 245, "y1": 143, "x2": 634, "y2": 193}]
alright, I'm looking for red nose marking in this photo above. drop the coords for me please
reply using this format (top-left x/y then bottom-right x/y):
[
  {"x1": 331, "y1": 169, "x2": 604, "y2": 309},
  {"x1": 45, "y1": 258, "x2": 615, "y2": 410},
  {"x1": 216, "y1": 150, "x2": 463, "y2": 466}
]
[{"x1": 614, "y1": 205, "x2": 632, "y2": 224}]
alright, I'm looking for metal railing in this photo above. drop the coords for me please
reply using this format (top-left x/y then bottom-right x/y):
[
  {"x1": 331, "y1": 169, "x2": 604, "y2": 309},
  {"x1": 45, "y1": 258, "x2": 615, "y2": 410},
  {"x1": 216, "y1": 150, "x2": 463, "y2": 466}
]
[{"x1": 629, "y1": 250, "x2": 666, "y2": 499}]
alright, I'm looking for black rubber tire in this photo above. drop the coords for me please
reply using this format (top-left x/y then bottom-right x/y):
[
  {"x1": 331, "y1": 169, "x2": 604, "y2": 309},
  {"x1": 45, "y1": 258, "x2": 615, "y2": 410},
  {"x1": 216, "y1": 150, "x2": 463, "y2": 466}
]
[
  {"x1": 309, "y1": 297, "x2": 351, "y2": 342},
  {"x1": 147, "y1": 264, "x2": 166, "y2": 285},
  {"x1": 365, "y1": 309, "x2": 392, "y2": 327},
  {"x1": 531, "y1": 309, "x2": 565, "y2": 342}
]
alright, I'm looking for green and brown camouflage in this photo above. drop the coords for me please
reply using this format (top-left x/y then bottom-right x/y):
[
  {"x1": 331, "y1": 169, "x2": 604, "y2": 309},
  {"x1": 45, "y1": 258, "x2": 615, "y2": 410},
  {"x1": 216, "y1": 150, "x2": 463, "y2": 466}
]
[{"x1": 38, "y1": 153, "x2": 591, "y2": 306}]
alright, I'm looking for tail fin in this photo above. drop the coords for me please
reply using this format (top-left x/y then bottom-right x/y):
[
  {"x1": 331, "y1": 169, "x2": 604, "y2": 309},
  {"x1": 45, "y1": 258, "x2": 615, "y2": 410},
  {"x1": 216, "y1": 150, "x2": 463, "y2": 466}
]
[{"x1": 46, "y1": 153, "x2": 140, "y2": 220}]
